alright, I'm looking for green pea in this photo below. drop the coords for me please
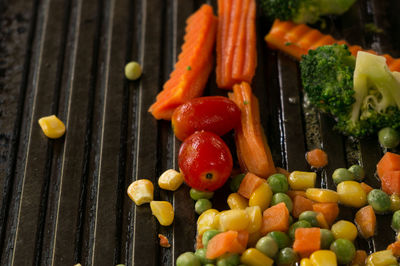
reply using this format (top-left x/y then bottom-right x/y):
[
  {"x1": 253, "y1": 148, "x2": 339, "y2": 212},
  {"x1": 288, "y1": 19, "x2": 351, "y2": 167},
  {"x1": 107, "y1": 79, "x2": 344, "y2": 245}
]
[
  {"x1": 367, "y1": 189, "x2": 391, "y2": 213},
  {"x1": 216, "y1": 253, "x2": 240, "y2": 266},
  {"x1": 298, "y1": 211, "x2": 319, "y2": 227},
  {"x1": 271, "y1": 193, "x2": 293, "y2": 212},
  {"x1": 176, "y1": 252, "x2": 201, "y2": 266},
  {"x1": 204, "y1": 264, "x2": 215, "y2": 266},
  {"x1": 392, "y1": 210, "x2": 400, "y2": 231},
  {"x1": 195, "y1": 248, "x2": 215, "y2": 265},
  {"x1": 202, "y1": 230, "x2": 221, "y2": 248},
  {"x1": 332, "y1": 168, "x2": 354, "y2": 186},
  {"x1": 267, "y1": 174, "x2": 289, "y2": 193},
  {"x1": 230, "y1": 174, "x2": 245, "y2": 192},
  {"x1": 267, "y1": 231, "x2": 291, "y2": 249},
  {"x1": 255, "y1": 236, "x2": 279, "y2": 258},
  {"x1": 190, "y1": 188, "x2": 214, "y2": 200},
  {"x1": 378, "y1": 127, "x2": 400, "y2": 149},
  {"x1": 289, "y1": 220, "x2": 311, "y2": 240},
  {"x1": 124, "y1": 61, "x2": 142, "y2": 80},
  {"x1": 348, "y1": 165, "x2": 365, "y2": 181},
  {"x1": 277, "y1": 247, "x2": 298, "y2": 265},
  {"x1": 195, "y1": 199, "x2": 212, "y2": 215},
  {"x1": 330, "y1": 239, "x2": 356, "y2": 264},
  {"x1": 320, "y1": 229, "x2": 335, "y2": 249}
]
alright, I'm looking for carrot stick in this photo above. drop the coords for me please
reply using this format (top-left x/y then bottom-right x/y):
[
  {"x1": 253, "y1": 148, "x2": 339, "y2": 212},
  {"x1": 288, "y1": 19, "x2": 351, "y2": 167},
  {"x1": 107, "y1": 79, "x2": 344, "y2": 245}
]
[
  {"x1": 355, "y1": 205, "x2": 376, "y2": 239},
  {"x1": 228, "y1": 82, "x2": 276, "y2": 178},
  {"x1": 149, "y1": 5, "x2": 218, "y2": 120},
  {"x1": 265, "y1": 19, "x2": 400, "y2": 72},
  {"x1": 241, "y1": 0, "x2": 257, "y2": 82}
]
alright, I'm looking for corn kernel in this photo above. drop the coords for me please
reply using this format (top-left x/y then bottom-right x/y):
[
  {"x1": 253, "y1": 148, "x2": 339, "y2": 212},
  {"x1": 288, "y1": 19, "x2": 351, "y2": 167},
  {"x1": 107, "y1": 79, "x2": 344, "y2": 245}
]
[
  {"x1": 331, "y1": 220, "x2": 358, "y2": 241},
  {"x1": 219, "y1": 209, "x2": 249, "y2": 232},
  {"x1": 240, "y1": 248, "x2": 274, "y2": 266},
  {"x1": 38, "y1": 115, "x2": 66, "y2": 139},
  {"x1": 300, "y1": 258, "x2": 313, "y2": 266},
  {"x1": 366, "y1": 250, "x2": 397, "y2": 266},
  {"x1": 249, "y1": 182, "x2": 272, "y2": 212},
  {"x1": 337, "y1": 181, "x2": 367, "y2": 208},
  {"x1": 127, "y1": 179, "x2": 154, "y2": 205},
  {"x1": 288, "y1": 171, "x2": 316, "y2": 190},
  {"x1": 227, "y1": 193, "x2": 248, "y2": 209},
  {"x1": 245, "y1": 206, "x2": 262, "y2": 234},
  {"x1": 197, "y1": 209, "x2": 219, "y2": 235},
  {"x1": 306, "y1": 188, "x2": 339, "y2": 203},
  {"x1": 310, "y1": 250, "x2": 337, "y2": 266},
  {"x1": 150, "y1": 201, "x2": 174, "y2": 226},
  {"x1": 158, "y1": 169, "x2": 183, "y2": 191}
]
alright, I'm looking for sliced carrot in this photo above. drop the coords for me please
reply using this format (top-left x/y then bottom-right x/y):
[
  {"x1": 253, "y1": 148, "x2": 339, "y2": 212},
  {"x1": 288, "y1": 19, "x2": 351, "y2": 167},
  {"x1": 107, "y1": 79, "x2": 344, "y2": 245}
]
[
  {"x1": 305, "y1": 149, "x2": 328, "y2": 168},
  {"x1": 286, "y1": 190, "x2": 307, "y2": 201},
  {"x1": 293, "y1": 227, "x2": 321, "y2": 258},
  {"x1": 206, "y1": 230, "x2": 238, "y2": 259},
  {"x1": 229, "y1": 230, "x2": 249, "y2": 254},
  {"x1": 265, "y1": 19, "x2": 400, "y2": 72},
  {"x1": 381, "y1": 171, "x2": 400, "y2": 195},
  {"x1": 292, "y1": 195, "x2": 314, "y2": 218},
  {"x1": 228, "y1": 82, "x2": 276, "y2": 178},
  {"x1": 387, "y1": 241, "x2": 400, "y2": 257},
  {"x1": 355, "y1": 205, "x2": 376, "y2": 239},
  {"x1": 351, "y1": 250, "x2": 368, "y2": 266},
  {"x1": 377, "y1": 152, "x2": 400, "y2": 179},
  {"x1": 149, "y1": 5, "x2": 218, "y2": 120},
  {"x1": 312, "y1": 202, "x2": 339, "y2": 226},
  {"x1": 360, "y1": 182, "x2": 374, "y2": 194},
  {"x1": 216, "y1": 0, "x2": 257, "y2": 89},
  {"x1": 237, "y1": 172, "x2": 265, "y2": 199},
  {"x1": 260, "y1": 202, "x2": 289, "y2": 235}
]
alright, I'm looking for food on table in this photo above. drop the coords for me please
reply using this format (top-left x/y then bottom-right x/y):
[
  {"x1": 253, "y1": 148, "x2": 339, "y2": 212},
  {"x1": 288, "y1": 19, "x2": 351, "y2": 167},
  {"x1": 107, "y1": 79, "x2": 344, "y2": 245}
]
[
  {"x1": 158, "y1": 234, "x2": 171, "y2": 248},
  {"x1": 38, "y1": 115, "x2": 66, "y2": 139},
  {"x1": 378, "y1": 127, "x2": 400, "y2": 149},
  {"x1": 157, "y1": 169, "x2": 184, "y2": 191},
  {"x1": 150, "y1": 201, "x2": 174, "y2": 226},
  {"x1": 305, "y1": 148, "x2": 328, "y2": 168},
  {"x1": 124, "y1": 61, "x2": 142, "y2": 80},
  {"x1": 127, "y1": 179, "x2": 154, "y2": 206}
]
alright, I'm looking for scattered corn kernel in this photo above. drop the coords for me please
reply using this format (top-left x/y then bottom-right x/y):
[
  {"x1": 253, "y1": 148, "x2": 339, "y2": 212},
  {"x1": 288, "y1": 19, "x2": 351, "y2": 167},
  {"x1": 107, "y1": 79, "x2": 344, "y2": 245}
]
[
  {"x1": 366, "y1": 250, "x2": 397, "y2": 266},
  {"x1": 150, "y1": 201, "x2": 174, "y2": 226},
  {"x1": 300, "y1": 258, "x2": 313, "y2": 266},
  {"x1": 219, "y1": 209, "x2": 249, "y2": 232},
  {"x1": 306, "y1": 188, "x2": 339, "y2": 203},
  {"x1": 310, "y1": 250, "x2": 337, "y2": 266},
  {"x1": 337, "y1": 181, "x2": 367, "y2": 208},
  {"x1": 38, "y1": 115, "x2": 66, "y2": 139},
  {"x1": 124, "y1": 61, "x2": 142, "y2": 80},
  {"x1": 197, "y1": 209, "x2": 219, "y2": 235},
  {"x1": 288, "y1": 171, "x2": 316, "y2": 190},
  {"x1": 245, "y1": 206, "x2": 262, "y2": 234},
  {"x1": 127, "y1": 179, "x2": 154, "y2": 205},
  {"x1": 331, "y1": 220, "x2": 358, "y2": 241},
  {"x1": 158, "y1": 169, "x2": 183, "y2": 191},
  {"x1": 249, "y1": 182, "x2": 272, "y2": 212},
  {"x1": 227, "y1": 193, "x2": 248, "y2": 210},
  {"x1": 240, "y1": 248, "x2": 274, "y2": 266}
]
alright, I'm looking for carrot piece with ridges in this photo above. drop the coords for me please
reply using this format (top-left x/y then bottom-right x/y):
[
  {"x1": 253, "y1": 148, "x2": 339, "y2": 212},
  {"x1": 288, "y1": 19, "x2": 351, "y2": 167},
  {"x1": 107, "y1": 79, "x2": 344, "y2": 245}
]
[
  {"x1": 237, "y1": 172, "x2": 265, "y2": 199},
  {"x1": 292, "y1": 195, "x2": 314, "y2": 218},
  {"x1": 241, "y1": 0, "x2": 257, "y2": 83},
  {"x1": 293, "y1": 227, "x2": 321, "y2": 258},
  {"x1": 355, "y1": 205, "x2": 376, "y2": 239},
  {"x1": 381, "y1": 171, "x2": 400, "y2": 195},
  {"x1": 260, "y1": 202, "x2": 289, "y2": 235},
  {"x1": 377, "y1": 152, "x2": 400, "y2": 179},
  {"x1": 232, "y1": 0, "x2": 250, "y2": 80},
  {"x1": 312, "y1": 202, "x2": 339, "y2": 226}
]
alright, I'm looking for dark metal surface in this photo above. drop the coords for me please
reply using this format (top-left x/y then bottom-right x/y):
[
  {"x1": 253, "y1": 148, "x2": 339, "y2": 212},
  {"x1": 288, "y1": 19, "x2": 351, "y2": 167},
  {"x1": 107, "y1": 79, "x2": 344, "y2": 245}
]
[{"x1": 1, "y1": 0, "x2": 400, "y2": 265}]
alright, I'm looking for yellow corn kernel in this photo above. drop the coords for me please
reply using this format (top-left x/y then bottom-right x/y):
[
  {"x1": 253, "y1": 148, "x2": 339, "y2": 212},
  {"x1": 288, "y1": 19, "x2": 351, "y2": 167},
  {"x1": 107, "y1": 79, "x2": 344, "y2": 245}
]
[
  {"x1": 240, "y1": 248, "x2": 274, "y2": 266},
  {"x1": 197, "y1": 209, "x2": 219, "y2": 235},
  {"x1": 366, "y1": 250, "x2": 397, "y2": 266},
  {"x1": 390, "y1": 194, "x2": 400, "y2": 212},
  {"x1": 227, "y1": 193, "x2": 248, "y2": 210},
  {"x1": 310, "y1": 250, "x2": 337, "y2": 266},
  {"x1": 337, "y1": 181, "x2": 367, "y2": 208},
  {"x1": 38, "y1": 115, "x2": 66, "y2": 139},
  {"x1": 288, "y1": 171, "x2": 316, "y2": 190},
  {"x1": 249, "y1": 182, "x2": 272, "y2": 212},
  {"x1": 158, "y1": 169, "x2": 183, "y2": 191},
  {"x1": 127, "y1": 179, "x2": 154, "y2": 205},
  {"x1": 245, "y1": 206, "x2": 262, "y2": 234},
  {"x1": 331, "y1": 220, "x2": 358, "y2": 241},
  {"x1": 219, "y1": 209, "x2": 249, "y2": 232},
  {"x1": 150, "y1": 201, "x2": 174, "y2": 226},
  {"x1": 300, "y1": 258, "x2": 314, "y2": 266},
  {"x1": 306, "y1": 188, "x2": 339, "y2": 203}
]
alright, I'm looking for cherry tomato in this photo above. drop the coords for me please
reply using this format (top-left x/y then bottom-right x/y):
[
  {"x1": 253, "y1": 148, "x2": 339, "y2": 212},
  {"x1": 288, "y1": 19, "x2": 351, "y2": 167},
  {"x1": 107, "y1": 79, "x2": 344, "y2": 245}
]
[
  {"x1": 172, "y1": 96, "x2": 241, "y2": 141},
  {"x1": 178, "y1": 131, "x2": 233, "y2": 191}
]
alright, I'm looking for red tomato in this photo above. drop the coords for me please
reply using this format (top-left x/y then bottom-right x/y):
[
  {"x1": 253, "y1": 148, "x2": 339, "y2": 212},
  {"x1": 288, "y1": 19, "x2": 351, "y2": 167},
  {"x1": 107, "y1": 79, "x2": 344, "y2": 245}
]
[
  {"x1": 171, "y1": 96, "x2": 241, "y2": 141},
  {"x1": 178, "y1": 131, "x2": 233, "y2": 191}
]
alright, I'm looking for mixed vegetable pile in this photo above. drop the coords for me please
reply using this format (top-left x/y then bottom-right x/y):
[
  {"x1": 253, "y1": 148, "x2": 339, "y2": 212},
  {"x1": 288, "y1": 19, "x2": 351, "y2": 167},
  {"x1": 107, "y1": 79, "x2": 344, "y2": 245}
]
[{"x1": 123, "y1": 0, "x2": 400, "y2": 265}]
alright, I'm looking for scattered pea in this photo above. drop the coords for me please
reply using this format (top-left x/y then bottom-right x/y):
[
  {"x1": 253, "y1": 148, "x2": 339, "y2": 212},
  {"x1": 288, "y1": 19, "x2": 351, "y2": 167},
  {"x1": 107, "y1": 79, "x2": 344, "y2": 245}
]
[
  {"x1": 124, "y1": 61, "x2": 142, "y2": 80},
  {"x1": 267, "y1": 173, "x2": 289, "y2": 193},
  {"x1": 271, "y1": 193, "x2": 293, "y2": 212},
  {"x1": 348, "y1": 165, "x2": 365, "y2": 181},
  {"x1": 230, "y1": 174, "x2": 245, "y2": 192},
  {"x1": 378, "y1": 127, "x2": 400, "y2": 149},
  {"x1": 332, "y1": 168, "x2": 355, "y2": 185},
  {"x1": 267, "y1": 231, "x2": 291, "y2": 249},
  {"x1": 367, "y1": 189, "x2": 391, "y2": 214},
  {"x1": 255, "y1": 236, "x2": 279, "y2": 258},
  {"x1": 330, "y1": 239, "x2": 356, "y2": 264},
  {"x1": 176, "y1": 252, "x2": 201, "y2": 266},
  {"x1": 195, "y1": 199, "x2": 212, "y2": 215},
  {"x1": 190, "y1": 188, "x2": 214, "y2": 200}
]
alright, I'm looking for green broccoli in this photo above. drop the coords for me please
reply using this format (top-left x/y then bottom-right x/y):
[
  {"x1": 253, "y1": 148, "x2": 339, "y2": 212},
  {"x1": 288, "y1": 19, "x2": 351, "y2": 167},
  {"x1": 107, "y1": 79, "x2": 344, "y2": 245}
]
[
  {"x1": 300, "y1": 44, "x2": 400, "y2": 137},
  {"x1": 260, "y1": 0, "x2": 357, "y2": 24}
]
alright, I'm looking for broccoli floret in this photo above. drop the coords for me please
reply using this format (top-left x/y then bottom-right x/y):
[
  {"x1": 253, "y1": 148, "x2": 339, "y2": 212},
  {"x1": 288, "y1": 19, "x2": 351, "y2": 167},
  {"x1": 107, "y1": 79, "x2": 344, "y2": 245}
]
[
  {"x1": 300, "y1": 45, "x2": 400, "y2": 137},
  {"x1": 260, "y1": 0, "x2": 357, "y2": 24}
]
